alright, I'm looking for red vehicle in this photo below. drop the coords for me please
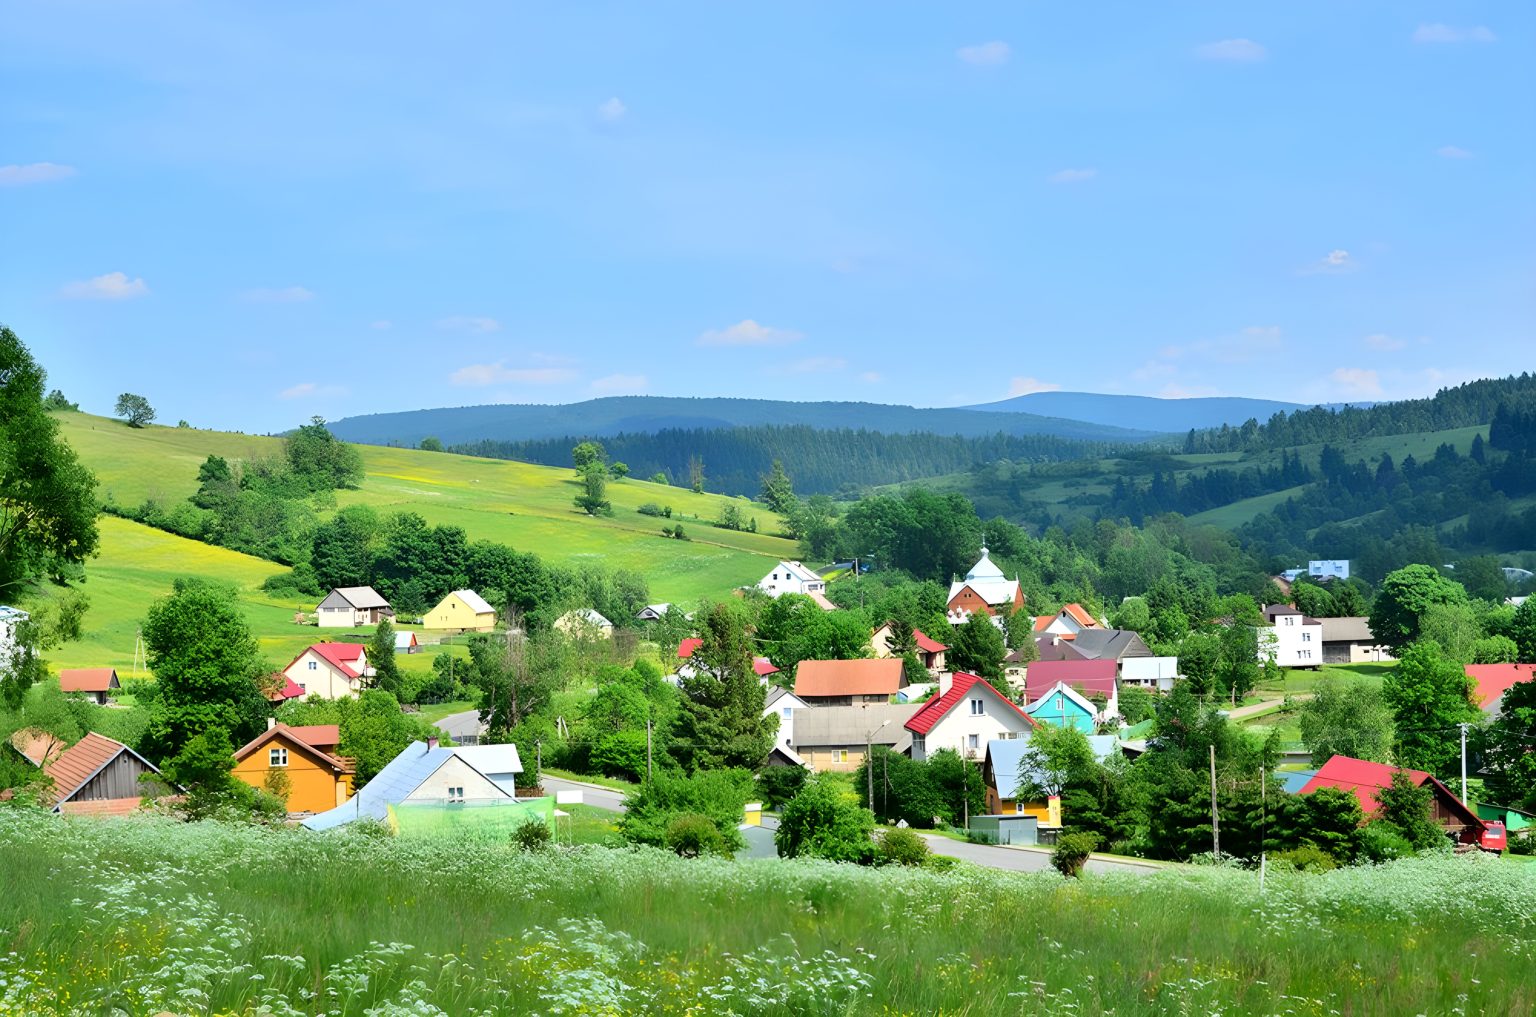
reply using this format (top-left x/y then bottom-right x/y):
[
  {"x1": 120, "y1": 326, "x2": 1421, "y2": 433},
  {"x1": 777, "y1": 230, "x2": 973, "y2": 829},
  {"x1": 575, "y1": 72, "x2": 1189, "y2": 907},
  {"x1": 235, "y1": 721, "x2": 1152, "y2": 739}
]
[{"x1": 1480, "y1": 821, "x2": 1508, "y2": 853}]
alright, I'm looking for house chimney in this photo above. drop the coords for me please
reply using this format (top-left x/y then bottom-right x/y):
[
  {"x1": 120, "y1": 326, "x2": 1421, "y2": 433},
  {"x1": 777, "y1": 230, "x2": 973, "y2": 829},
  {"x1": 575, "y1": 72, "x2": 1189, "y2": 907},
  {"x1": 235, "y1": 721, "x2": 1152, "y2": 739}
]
[
  {"x1": 267, "y1": 717, "x2": 277, "y2": 731},
  {"x1": 938, "y1": 671, "x2": 954, "y2": 696},
  {"x1": 427, "y1": 737, "x2": 439, "y2": 750}
]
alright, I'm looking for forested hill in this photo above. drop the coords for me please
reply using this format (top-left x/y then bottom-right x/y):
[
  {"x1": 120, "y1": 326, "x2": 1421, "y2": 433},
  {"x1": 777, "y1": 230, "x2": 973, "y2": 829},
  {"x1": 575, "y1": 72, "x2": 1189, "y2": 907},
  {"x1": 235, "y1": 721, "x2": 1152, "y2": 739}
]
[
  {"x1": 1183, "y1": 373, "x2": 1536, "y2": 453},
  {"x1": 452, "y1": 426, "x2": 1130, "y2": 498},
  {"x1": 966, "y1": 391, "x2": 1323, "y2": 432},
  {"x1": 327, "y1": 396, "x2": 1160, "y2": 447}
]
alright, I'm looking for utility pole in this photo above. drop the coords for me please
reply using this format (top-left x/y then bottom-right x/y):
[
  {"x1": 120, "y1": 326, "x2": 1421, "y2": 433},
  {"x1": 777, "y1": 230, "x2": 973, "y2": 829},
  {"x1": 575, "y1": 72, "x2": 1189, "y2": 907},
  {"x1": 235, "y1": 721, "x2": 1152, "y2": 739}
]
[
  {"x1": 1209, "y1": 744, "x2": 1220, "y2": 861},
  {"x1": 1259, "y1": 764, "x2": 1267, "y2": 893},
  {"x1": 1458, "y1": 722, "x2": 1471, "y2": 803},
  {"x1": 535, "y1": 738, "x2": 542, "y2": 783},
  {"x1": 866, "y1": 731, "x2": 875, "y2": 809},
  {"x1": 646, "y1": 715, "x2": 654, "y2": 783}
]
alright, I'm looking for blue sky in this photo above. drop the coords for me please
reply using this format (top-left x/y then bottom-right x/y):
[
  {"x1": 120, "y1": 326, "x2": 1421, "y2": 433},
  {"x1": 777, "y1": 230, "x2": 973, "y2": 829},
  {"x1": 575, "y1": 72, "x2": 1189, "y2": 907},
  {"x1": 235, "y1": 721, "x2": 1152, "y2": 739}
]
[{"x1": 3, "y1": 2, "x2": 1531, "y2": 433}]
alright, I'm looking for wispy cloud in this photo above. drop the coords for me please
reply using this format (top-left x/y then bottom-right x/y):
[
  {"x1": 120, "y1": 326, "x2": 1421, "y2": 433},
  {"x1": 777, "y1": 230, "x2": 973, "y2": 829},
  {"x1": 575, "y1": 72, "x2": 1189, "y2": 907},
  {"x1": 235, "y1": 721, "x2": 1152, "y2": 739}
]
[
  {"x1": 1413, "y1": 24, "x2": 1495, "y2": 44},
  {"x1": 1331, "y1": 367, "x2": 1383, "y2": 399},
  {"x1": 0, "y1": 162, "x2": 76, "y2": 186},
  {"x1": 1196, "y1": 39, "x2": 1267, "y2": 62},
  {"x1": 697, "y1": 319, "x2": 804, "y2": 347},
  {"x1": 1007, "y1": 376, "x2": 1062, "y2": 397},
  {"x1": 242, "y1": 285, "x2": 315, "y2": 303},
  {"x1": 59, "y1": 271, "x2": 148, "y2": 300},
  {"x1": 590, "y1": 373, "x2": 648, "y2": 395},
  {"x1": 598, "y1": 97, "x2": 627, "y2": 122},
  {"x1": 1049, "y1": 168, "x2": 1097, "y2": 184},
  {"x1": 1300, "y1": 249, "x2": 1356, "y2": 275},
  {"x1": 450, "y1": 362, "x2": 577, "y2": 387},
  {"x1": 1363, "y1": 333, "x2": 1406, "y2": 352},
  {"x1": 279, "y1": 381, "x2": 347, "y2": 400},
  {"x1": 858, "y1": 371, "x2": 883, "y2": 384},
  {"x1": 957, "y1": 41, "x2": 1011, "y2": 66},
  {"x1": 1436, "y1": 145, "x2": 1474, "y2": 159},
  {"x1": 780, "y1": 356, "x2": 847, "y2": 374},
  {"x1": 437, "y1": 315, "x2": 502, "y2": 334},
  {"x1": 1162, "y1": 325, "x2": 1283, "y2": 364}
]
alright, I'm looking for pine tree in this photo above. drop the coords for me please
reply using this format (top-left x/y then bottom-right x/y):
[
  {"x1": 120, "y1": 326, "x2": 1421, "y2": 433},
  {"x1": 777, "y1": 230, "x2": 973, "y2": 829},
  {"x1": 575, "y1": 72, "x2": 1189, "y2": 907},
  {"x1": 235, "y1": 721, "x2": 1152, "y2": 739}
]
[{"x1": 674, "y1": 604, "x2": 775, "y2": 772}]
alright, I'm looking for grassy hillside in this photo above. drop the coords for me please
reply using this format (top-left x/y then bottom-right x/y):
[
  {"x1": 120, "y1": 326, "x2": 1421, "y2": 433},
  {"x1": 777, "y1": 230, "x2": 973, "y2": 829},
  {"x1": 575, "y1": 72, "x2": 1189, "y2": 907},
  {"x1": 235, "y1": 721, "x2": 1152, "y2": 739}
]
[{"x1": 55, "y1": 412, "x2": 797, "y2": 603}]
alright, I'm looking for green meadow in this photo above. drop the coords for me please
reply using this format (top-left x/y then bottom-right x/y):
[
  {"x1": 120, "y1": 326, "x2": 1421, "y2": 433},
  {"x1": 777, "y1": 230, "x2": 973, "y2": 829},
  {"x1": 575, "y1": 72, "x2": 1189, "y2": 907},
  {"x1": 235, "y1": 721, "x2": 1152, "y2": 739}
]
[{"x1": 1, "y1": 810, "x2": 1533, "y2": 1016}]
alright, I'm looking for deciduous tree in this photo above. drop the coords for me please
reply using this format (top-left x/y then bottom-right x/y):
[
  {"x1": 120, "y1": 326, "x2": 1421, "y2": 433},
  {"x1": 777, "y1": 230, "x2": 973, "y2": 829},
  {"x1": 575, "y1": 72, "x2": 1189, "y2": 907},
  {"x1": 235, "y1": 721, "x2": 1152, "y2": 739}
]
[
  {"x1": 1297, "y1": 677, "x2": 1395, "y2": 763},
  {"x1": 1369, "y1": 565, "x2": 1468, "y2": 655},
  {"x1": 114, "y1": 392, "x2": 155, "y2": 427},
  {"x1": 1381, "y1": 641, "x2": 1475, "y2": 780}
]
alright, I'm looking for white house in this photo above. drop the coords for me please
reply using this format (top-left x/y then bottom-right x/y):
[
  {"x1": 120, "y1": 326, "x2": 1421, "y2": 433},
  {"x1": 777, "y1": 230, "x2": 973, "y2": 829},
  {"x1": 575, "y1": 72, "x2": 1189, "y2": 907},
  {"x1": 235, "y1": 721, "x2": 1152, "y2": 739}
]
[
  {"x1": 758, "y1": 561, "x2": 826, "y2": 598},
  {"x1": 1308, "y1": 560, "x2": 1350, "y2": 582},
  {"x1": 0, "y1": 606, "x2": 29, "y2": 673},
  {"x1": 1257, "y1": 605, "x2": 1324, "y2": 669},
  {"x1": 315, "y1": 587, "x2": 394, "y2": 628},
  {"x1": 302, "y1": 740, "x2": 517, "y2": 830},
  {"x1": 764, "y1": 686, "x2": 808, "y2": 750},
  {"x1": 904, "y1": 672, "x2": 1037, "y2": 762},
  {"x1": 282, "y1": 643, "x2": 371, "y2": 699},
  {"x1": 554, "y1": 608, "x2": 613, "y2": 638},
  {"x1": 1120, "y1": 656, "x2": 1180, "y2": 692}
]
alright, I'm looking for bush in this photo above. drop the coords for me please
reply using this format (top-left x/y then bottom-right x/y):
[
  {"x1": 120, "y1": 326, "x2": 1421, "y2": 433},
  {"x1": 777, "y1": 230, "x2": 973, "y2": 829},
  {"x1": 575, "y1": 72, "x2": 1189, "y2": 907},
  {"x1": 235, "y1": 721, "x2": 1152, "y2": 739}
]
[
  {"x1": 618, "y1": 770, "x2": 753, "y2": 854},
  {"x1": 1508, "y1": 835, "x2": 1536, "y2": 856},
  {"x1": 877, "y1": 827, "x2": 931, "y2": 867},
  {"x1": 1356, "y1": 823, "x2": 1415, "y2": 863},
  {"x1": 1270, "y1": 845, "x2": 1338, "y2": 873},
  {"x1": 757, "y1": 766, "x2": 808, "y2": 809},
  {"x1": 924, "y1": 854, "x2": 960, "y2": 873},
  {"x1": 512, "y1": 817, "x2": 553, "y2": 853},
  {"x1": 1051, "y1": 832, "x2": 1100, "y2": 878},
  {"x1": 637, "y1": 503, "x2": 664, "y2": 517},
  {"x1": 665, "y1": 813, "x2": 729, "y2": 858},
  {"x1": 774, "y1": 775, "x2": 876, "y2": 864}
]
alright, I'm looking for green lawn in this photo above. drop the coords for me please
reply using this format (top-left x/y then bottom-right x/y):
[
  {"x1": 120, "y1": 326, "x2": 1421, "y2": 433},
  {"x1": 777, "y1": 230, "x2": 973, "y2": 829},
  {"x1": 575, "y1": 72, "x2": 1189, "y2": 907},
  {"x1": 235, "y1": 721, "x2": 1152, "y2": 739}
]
[{"x1": 55, "y1": 411, "x2": 798, "y2": 603}]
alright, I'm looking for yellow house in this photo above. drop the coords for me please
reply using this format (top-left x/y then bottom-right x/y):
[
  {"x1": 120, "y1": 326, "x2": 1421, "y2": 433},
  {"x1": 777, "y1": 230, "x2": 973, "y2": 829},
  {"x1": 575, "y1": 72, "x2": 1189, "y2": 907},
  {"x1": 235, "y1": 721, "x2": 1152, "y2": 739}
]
[
  {"x1": 424, "y1": 589, "x2": 497, "y2": 632},
  {"x1": 232, "y1": 723, "x2": 355, "y2": 815}
]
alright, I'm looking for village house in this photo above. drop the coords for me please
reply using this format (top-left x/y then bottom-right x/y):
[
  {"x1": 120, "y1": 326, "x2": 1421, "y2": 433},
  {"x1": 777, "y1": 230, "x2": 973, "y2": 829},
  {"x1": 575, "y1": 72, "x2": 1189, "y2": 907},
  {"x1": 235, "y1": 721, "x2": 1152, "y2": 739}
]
[
  {"x1": 232, "y1": 722, "x2": 355, "y2": 815},
  {"x1": 794, "y1": 658, "x2": 906, "y2": 706},
  {"x1": 758, "y1": 560, "x2": 826, "y2": 598},
  {"x1": 554, "y1": 608, "x2": 613, "y2": 638},
  {"x1": 423, "y1": 589, "x2": 497, "y2": 632},
  {"x1": 905, "y1": 672, "x2": 1036, "y2": 762},
  {"x1": 1024, "y1": 659, "x2": 1119, "y2": 720},
  {"x1": 634, "y1": 603, "x2": 672, "y2": 622},
  {"x1": 1465, "y1": 662, "x2": 1536, "y2": 715},
  {"x1": 1299, "y1": 755, "x2": 1487, "y2": 847},
  {"x1": 1119, "y1": 656, "x2": 1180, "y2": 692},
  {"x1": 764, "y1": 686, "x2": 808, "y2": 749},
  {"x1": 946, "y1": 548, "x2": 1024, "y2": 624},
  {"x1": 1032, "y1": 603, "x2": 1103, "y2": 638},
  {"x1": 315, "y1": 586, "x2": 394, "y2": 628},
  {"x1": 788, "y1": 702, "x2": 918, "y2": 773},
  {"x1": 394, "y1": 630, "x2": 419, "y2": 654},
  {"x1": 869, "y1": 622, "x2": 947, "y2": 673},
  {"x1": 282, "y1": 643, "x2": 370, "y2": 699},
  {"x1": 301, "y1": 739, "x2": 520, "y2": 830},
  {"x1": 1257, "y1": 604, "x2": 1324, "y2": 669},
  {"x1": 30, "y1": 732, "x2": 167, "y2": 816},
  {"x1": 1319, "y1": 617, "x2": 1394, "y2": 664},
  {"x1": 982, "y1": 733, "x2": 1119, "y2": 820},
  {"x1": 57, "y1": 668, "x2": 120, "y2": 705},
  {"x1": 1023, "y1": 680, "x2": 1098, "y2": 732}
]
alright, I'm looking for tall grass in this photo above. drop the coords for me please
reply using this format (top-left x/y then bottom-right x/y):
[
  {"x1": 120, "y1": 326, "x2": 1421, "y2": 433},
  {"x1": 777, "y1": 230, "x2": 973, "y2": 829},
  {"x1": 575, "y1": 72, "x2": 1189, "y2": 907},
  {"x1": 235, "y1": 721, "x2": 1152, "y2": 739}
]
[{"x1": 2, "y1": 810, "x2": 1533, "y2": 1015}]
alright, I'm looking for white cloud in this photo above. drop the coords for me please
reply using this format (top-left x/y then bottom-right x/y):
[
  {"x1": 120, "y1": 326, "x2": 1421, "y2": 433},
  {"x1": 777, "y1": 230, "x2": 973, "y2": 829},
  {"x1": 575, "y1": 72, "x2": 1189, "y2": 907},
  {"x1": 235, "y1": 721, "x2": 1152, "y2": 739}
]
[
  {"x1": 1196, "y1": 39, "x2": 1267, "y2": 62},
  {"x1": 1049, "y1": 168, "x2": 1097, "y2": 184},
  {"x1": 590, "y1": 373, "x2": 648, "y2": 395},
  {"x1": 0, "y1": 162, "x2": 77, "y2": 186},
  {"x1": 598, "y1": 97, "x2": 627, "y2": 122},
  {"x1": 243, "y1": 285, "x2": 315, "y2": 303},
  {"x1": 369, "y1": 320, "x2": 392, "y2": 330},
  {"x1": 858, "y1": 371, "x2": 883, "y2": 384},
  {"x1": 450, "y1": 362, "x2": 577, "y2": 387},
  {"x1": 1436, "y1": 145, "x2": 1473, "y2": 159},
  {"x1": 781, "y1": 356, "x2": 847, "y2": 374},
  {"x1": 1300, "y1": 249, "x2": 1357, "y2": 275},
  {"x1": 1331, "y1": 367, "x2": 1383, "y2": 399},
  {"x1": 437, "y1": 315, "x2": 502, "y2": 334},
  {"x1": 957, "y1": 41, "x2": 1011, "y2": 66},
  {"x1": 279, "y1": 381, "x2": 347, "y2": 400},
  {"x1": 1413, "y1": 24, "x2": 1495, "y2": 44},
  {"x1": 1363, "y1": 333, "x2": 1406, "y2": 351},
  {"x1": 1006, "y1": 376, "x2": 1062, "y2": 397},
  {"x1": 697, "y1": 319, "x2": 804, "y2": 347},
  {"x1": 58, "y1": 271, "x2": 148, "y2": 300}
]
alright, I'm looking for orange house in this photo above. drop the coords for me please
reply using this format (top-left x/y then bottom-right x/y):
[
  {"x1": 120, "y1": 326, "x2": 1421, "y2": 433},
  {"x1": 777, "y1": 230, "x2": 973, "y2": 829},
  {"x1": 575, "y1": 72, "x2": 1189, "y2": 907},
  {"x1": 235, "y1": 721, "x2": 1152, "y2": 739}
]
[{"x1": 232, "y1": 723, "x2": 355, "y2": 816}]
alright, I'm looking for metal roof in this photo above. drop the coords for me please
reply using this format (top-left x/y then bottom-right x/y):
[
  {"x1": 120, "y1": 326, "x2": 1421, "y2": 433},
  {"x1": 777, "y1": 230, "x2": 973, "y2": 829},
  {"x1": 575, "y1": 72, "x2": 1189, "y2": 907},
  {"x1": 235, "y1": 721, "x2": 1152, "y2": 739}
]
[
  {"x1": 790, "y1": 703, "x2": 919, "y2": 751},
  {"x1": 451, "y1": 743, "x2": 523, "y2": 776},
  {"x1": 446, "y1": 589, "x2": 495, "y2": 615},
  {"x1": 321, "y1": 586, "x2": 392, "y2": 610},
  {"x1": 302, "y1": 741, "x2": 512, "y2": 831}
]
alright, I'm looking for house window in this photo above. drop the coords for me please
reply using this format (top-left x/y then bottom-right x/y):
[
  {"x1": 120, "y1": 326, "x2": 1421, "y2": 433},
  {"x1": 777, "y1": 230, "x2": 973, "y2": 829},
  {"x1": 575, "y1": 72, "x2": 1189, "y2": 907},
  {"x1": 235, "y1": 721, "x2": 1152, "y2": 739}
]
[
  {"x1": 912, "y1": 735, "x2": 925, "y2": 753},
  {"x1": 447, "y1": 786, "x2": 465, "y2": 803},
  {"x1": 781, "y1": 707, "x2": 793, "y2": 720},
  {"x1": 307, "y1": 660, "x2": 318, "y2": 670},
  {"x1": 832, "y1": 749, "x2": 849, "y2": 764},
  {"x1": 969, "y1": 698, "x2": 984, "y2": 716},
  {"x1": 269, "y1": 748, "x2": 288, "y2": 767},
  {"x1": 1284, "y1": 617, "x2": 1294, "y2": 626},
  {"x1": 1302, "y1": 632, "x2": 1312, "y2": 642},
  {"x1": 1301, "y1": 649, "x2": 1312, "y2": 660},
  {"x1": 967, "y1": 734, "x2": 979, "y2": 751}
]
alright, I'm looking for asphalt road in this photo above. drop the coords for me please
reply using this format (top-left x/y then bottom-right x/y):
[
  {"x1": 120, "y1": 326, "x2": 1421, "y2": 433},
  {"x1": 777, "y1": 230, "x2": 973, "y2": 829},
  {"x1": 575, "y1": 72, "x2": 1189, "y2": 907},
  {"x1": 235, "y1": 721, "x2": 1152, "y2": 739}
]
[
  {"x1": 434, "y1": 709, "x2": 485, "y2": 742},
  {"x1": 536, "y1": 774, "x2": 1160, "y2": 877}
]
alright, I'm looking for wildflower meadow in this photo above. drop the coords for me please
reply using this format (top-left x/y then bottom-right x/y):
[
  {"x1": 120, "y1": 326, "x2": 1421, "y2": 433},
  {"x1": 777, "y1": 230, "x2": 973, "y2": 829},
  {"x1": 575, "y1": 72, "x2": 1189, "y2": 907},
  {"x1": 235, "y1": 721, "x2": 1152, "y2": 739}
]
[{"x1": 1, "y1": 810, "x2": 1533, "y2": 1015}]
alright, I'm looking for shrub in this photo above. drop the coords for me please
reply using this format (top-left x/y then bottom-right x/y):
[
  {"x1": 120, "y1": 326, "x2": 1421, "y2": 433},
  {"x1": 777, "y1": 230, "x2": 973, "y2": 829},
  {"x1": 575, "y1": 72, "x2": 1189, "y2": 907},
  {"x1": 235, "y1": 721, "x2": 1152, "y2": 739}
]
[
  {"x1": 774, "y1": 775, "x2": 876, "y2": 864},
  {"x1": 618, "y1": 770, "x2": 752, "y2": 854},
  {"x1": 1508, "y1": 835, "x2": 1536, "y2": 856},
  {"x1": 1271, "y1": 845, "x2": 1338, "y2": 873},
  {"x1": 877, "y1": 827, "x2": 931, "y2": 867},
  {"x1": 637, "y1": 503, "x2": 664, "y2": 517},
  {"x1": 1357, "y1": 823, "x2": 1415, "y2": 863},
  {"x1": 757, "y1": 766, "x2": 808, "y2": 809},
  {"x1": 512, "y1": 817, "x2": 553, "y2": 853},
  {"x1": 924, "y1": 853, "x2": 960, "y2": 872},
  {"x1": 665, "y1": 813, "x2": 729, "y2": 858},
  {"x1": 1051, "y1": 832, "x2": 1100, "y2": 878}
]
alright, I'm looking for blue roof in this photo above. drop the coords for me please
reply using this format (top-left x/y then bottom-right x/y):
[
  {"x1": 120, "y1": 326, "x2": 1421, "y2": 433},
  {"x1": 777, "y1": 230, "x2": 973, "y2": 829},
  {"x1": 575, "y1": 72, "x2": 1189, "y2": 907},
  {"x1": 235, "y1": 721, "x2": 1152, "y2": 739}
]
[
  {"x1": 1277, "y1": 769, "x2": 1320, "y2": 795},
  {"x1": 986, "y1": 735, "x2": 1117, "y2": 799},
  {"x1": 303, "y1": 741, "x2": 457, "y2": 831}
]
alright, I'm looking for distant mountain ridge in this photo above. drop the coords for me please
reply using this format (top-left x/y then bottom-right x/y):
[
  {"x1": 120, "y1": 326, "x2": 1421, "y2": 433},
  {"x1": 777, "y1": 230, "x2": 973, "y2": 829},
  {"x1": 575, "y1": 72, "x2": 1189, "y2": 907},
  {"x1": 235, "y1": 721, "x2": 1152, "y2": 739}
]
[
  {"x1": 965, "y1": 392, "x2": 1373, "y2": 433},
  {"x1": 328, "y1": 396, "x2": 1162, "y2": 447}
]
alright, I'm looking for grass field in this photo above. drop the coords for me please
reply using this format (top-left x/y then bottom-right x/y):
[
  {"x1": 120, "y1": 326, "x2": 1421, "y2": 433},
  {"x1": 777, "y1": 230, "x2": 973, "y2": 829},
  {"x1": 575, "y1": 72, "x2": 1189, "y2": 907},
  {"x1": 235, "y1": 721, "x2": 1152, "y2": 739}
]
[
  {"x1": 54, "y1": 411, "x2": 797, "y2": 604},
  {"x1": 1, "y1": 811, "x2": 1533, "y2": 1015}
]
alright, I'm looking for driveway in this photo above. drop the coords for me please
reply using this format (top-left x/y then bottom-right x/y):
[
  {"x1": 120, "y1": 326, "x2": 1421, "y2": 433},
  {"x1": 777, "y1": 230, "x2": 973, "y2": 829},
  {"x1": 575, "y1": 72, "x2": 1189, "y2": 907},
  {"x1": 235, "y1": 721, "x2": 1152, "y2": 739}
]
[{"x1": 434, "y1": 709, "x2": 485, "y2": 743}]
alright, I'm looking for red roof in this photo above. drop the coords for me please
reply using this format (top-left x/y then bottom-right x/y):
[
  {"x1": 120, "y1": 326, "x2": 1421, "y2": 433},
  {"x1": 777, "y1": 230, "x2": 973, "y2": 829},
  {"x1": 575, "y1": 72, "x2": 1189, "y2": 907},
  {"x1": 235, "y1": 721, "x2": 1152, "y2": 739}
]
[
  {"x1": 794, "y1": 658, "x2": 905, "y2": 698},
  {"x1": 267, "y1": 674, "x2": 306, "y2": 702},
  {"x1": 1465, "y1": 663, "x2": 1536, "y2": 710},
  {"x1": 232, "y1": 724, "x2": 352, "y2": 775},
  {"x1": 677, "y1": 638, "x2": 703, "y2": 659},
  {"x1": 287, "y1": 724, "x2": 341, "y2": 750},
  {"x1": 914, "y1": 629, "x2": 947, "y2": 654},
  {"x1": 905, "y1": 672, "x2": 1036, "y2": 736},
  {"x1": 296, "y1": 643, "x2": 366, "y2": 679},
  {"x1": 752, "y1": 657, "x2": 780, "y2": 677},
  {"x1": 1024, "y1": 659, "x2": 1117, "y2": 702},
  {"x1": 57, "y1": 668, "x2": 119, "y2": 693},
  {"x1": 42, "y1": 732, "x2": 140, "y2": 806},
  {"x1": 1298, "y1": 755, "x2": 1484, "y2": 836},
  {"x1": 1062, "y1": 603, "x2": 1098, "y2": 628}
]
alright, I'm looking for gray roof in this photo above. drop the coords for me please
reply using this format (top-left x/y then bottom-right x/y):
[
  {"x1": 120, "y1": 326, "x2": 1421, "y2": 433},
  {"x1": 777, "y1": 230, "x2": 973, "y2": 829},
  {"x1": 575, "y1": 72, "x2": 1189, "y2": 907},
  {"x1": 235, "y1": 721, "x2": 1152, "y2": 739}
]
[
  {"x1": 320, "y1": 586, "x2": 392, "y2": 610},
  {"x1": 985, "y1": 735, "x2": 1118, "y2": 800},
  {"x1": 301, "y1": 741, "x2": 511, "y2": 831},
  {"x1": 1319, "y1": 617, "x2": 1376, "y2": 643},
  {"x1": 764, "y1": 685, "x2": 805, "y2": 710},
  {"x1": 790, "y1": 703, "x2": 919, "y2": 753},
  {"x1": 1067, "y1": 629, "x2": 1152, "y2": 661}
]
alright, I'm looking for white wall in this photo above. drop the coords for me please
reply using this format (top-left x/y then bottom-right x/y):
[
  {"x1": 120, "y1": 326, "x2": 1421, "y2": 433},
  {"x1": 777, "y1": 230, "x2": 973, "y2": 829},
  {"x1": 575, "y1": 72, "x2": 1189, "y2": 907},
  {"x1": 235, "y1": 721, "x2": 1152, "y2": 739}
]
[
  {"x1": 283, "y1": 649, "x2": 362, "y2": 699},
  {"x1": 1259, "y1": 616, "x2": 1323, "y2": 668},
  {"x1": 405, "y1": 755, "x2": 509, "y2": 803},
  {"x1": 912, "y1": 686, "x2": 1033, "y2": 762},
  {"x1": 317, "y1": 608, "x2": 354, "y2": 629}
]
